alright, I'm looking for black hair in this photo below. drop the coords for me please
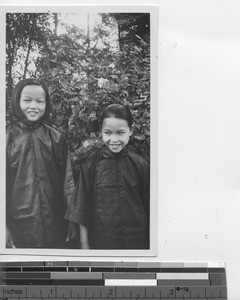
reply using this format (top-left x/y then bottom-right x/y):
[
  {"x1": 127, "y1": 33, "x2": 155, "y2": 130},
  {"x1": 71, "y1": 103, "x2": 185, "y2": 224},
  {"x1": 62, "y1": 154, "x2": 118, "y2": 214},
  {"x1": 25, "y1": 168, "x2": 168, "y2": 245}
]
[
  {"x1": 100, "y1": 104, "x2": 133, "y2": 128},
  {"x1": 10, "y1": 78, "x2": 51, "y2": 122}
]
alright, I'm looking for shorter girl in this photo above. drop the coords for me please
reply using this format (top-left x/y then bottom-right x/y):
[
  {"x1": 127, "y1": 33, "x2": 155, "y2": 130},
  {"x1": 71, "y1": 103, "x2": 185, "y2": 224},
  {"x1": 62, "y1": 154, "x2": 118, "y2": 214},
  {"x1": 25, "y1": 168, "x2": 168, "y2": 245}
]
[
  {"x1": 65, "y1": 104, "x2": 150, "y2": 249},
  {"x1": 6, "y1": 78, "x2": 76, "y2": 248}
]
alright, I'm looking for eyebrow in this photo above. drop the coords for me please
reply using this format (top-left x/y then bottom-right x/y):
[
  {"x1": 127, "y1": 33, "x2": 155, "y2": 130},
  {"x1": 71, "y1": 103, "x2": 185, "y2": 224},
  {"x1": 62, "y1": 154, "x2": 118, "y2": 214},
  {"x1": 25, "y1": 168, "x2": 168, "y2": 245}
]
[
  {"x1": 103, "y1": 129, "x2": 126, "y2": 132},
  {"x1": 21, "y1": 96, "x2": 45, "y2": 100}
]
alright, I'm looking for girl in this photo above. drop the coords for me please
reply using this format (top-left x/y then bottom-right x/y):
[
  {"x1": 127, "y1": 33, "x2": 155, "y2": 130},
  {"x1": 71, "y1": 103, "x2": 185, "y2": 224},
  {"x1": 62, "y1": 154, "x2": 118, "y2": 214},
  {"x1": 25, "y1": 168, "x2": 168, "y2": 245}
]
[
  {"x1": 6, "y1": 78, "x2": 76, "y2": 248},
  {"x1": 65, "y1": 104, "x2": 150, "y2": 249}
]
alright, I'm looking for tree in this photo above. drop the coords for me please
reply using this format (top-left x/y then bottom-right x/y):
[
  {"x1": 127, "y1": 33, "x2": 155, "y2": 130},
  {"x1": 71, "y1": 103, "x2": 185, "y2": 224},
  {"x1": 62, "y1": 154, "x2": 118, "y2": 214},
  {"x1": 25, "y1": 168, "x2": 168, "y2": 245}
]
[
  {"x1": 6, "y1": 13, "x2": 54, "y2": 110},
  {"x1": 108, "y1": 13, "x2": 150, "y2": 48},
  {"x1": 6, "y1": 12, "x2": 150, "y2": 178}
]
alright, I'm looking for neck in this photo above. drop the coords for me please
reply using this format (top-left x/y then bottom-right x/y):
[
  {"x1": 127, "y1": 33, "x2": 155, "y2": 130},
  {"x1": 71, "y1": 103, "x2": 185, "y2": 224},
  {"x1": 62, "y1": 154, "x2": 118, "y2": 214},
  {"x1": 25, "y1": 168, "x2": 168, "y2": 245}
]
[{"x1": 20, "y1": 118, "x2": 43, "y2": 128}]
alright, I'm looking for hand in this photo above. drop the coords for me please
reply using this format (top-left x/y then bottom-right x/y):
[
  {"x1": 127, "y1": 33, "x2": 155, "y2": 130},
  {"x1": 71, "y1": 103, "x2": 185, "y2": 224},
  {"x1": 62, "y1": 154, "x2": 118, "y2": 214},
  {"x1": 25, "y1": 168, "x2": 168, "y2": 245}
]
[
  {"x1": 66, "y1": 221, "x2": 78, "y2": 242},
  {"x1": 79, "y1": 225, "x2": 90, "y2": 249},
  {"x1": 6, "y1": 227, "x2": 15, "y2": 248},
  {"x1": 81, "y1": 240, "x2": 90, "y2": 249}
]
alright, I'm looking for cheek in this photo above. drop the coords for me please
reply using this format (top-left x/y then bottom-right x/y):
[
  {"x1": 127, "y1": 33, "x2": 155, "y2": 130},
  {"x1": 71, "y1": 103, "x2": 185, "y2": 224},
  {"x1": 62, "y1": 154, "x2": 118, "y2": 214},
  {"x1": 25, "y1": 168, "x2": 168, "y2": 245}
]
[
  {"x1": 41, "y1": 104, "x2": 47, "y2": 114},
  {"x1": 123, "y1": 134, "x2": 131, "y2": 141},
  {"x1": 125, "y1": 137, "x2": 130, "y2": 144},
  {"x1": 19, "y1": 102, "x2": 25, "y2": 110},
  {"x1": 101, "y1": 134, "x2": 108, "y2": 142}
]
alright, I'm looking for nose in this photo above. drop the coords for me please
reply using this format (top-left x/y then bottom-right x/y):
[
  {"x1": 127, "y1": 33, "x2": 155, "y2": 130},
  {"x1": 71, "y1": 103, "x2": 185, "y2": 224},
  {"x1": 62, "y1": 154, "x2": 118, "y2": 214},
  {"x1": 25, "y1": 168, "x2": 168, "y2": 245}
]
[
  {"x1": 110, "y1": 134, "x2": 118, "y2": 142},
  {"x1": 29, "y1": 101, "x2": 37, "y2": 109}
]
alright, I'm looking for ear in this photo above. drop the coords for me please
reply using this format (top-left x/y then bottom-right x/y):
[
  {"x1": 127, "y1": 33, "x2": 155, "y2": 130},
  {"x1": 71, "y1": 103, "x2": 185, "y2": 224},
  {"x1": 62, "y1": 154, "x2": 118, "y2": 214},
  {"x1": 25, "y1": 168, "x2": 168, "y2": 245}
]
[{"x1": 130, "y1": 127, "x2": 134, "y2": 136}]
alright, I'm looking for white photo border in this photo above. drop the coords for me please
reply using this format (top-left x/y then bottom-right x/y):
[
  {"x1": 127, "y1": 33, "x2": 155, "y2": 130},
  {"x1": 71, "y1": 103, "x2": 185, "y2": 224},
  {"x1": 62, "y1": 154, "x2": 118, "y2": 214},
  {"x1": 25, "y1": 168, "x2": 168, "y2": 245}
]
[{"x1": 0, "y1": 5, "x2": 158, "y2": 257}]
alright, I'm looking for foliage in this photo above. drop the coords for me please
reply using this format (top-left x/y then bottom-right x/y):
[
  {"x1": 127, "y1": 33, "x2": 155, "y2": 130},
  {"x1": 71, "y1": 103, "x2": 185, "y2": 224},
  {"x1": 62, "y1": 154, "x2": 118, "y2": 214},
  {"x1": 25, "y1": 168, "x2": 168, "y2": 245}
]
[
  {"x1": 6, "y1": 13, "x2": 54, "y2": 101},
  {"x1": 109, "y1": 13, "x2": 150, "y2": 46},
  {"x1": 6, "y1": 13, "x2": 150, "y2": 179}
]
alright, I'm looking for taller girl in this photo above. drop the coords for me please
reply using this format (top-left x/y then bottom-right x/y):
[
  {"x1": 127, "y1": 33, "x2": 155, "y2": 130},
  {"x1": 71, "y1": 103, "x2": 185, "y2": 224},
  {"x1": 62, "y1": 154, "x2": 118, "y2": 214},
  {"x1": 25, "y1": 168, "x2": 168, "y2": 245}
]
[
  {"x1": 65, "y1": 104, "x2": 150, "y2": 249},
  {"x1": 6, "y1": 78, "x2": 75, "y2": 248}
]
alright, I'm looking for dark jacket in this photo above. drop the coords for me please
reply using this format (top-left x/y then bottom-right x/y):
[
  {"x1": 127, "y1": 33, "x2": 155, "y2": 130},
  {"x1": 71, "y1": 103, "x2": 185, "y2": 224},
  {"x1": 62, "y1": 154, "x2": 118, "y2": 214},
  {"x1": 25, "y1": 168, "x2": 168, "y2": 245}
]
[
  {"x1": 65, "y1": 146, "x2": 150, "y2": 249},
  {"x1": 6, "y1": 122, "x2": 75, "y2": 248}
]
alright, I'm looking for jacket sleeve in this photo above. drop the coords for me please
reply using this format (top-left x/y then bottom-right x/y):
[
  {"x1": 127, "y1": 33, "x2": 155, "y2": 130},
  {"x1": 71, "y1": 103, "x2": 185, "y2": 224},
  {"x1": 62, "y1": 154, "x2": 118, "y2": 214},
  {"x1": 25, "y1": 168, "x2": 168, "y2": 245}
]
[
  {"x1": 6, "y1": 131, "x2": 12, "y2": 227},
  {"x1": 63, "y1": 149, "x2": 75, "y2": 205},
  {"x1": 51, "y1": 132, "x2": 75, "y2": 206},
  {"x1": 64, "y1": 162, "x2": 92, "y2": 227},
  {"x1": 139, "y1": 157, "x2": 150, "y2": 218}
]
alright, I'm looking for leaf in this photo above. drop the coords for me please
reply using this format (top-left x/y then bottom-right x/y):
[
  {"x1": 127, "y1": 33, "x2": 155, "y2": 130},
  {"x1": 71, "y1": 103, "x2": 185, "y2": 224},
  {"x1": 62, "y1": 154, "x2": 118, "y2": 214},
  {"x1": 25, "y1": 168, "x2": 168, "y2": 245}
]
[
  {"x1": 134, "y1": 134, "x2": 146, "y2": 141},
  {"x1": 109, "y1": 74, "x2": 119, "y2": 80},
  {"x1": 134, "y1": 123, "x2": 141, "y2": 130},
  {"x1": 68, "y1": 97, "x2": 79, "y2": 103},
  {"x1": 144, "y1": 129, "x2": 150, "y2": 136},
  {"x1": 133, "y1": 45, "x2": 141, "y2": 52},
  {"x1": 90, "y1": 132, "x2": 96, "y2": 138},
  {"x1": 142, "y1": 111, "x2": 150, "y2": 118},
  {"x1": 88, "y1": 111, "x2": 97, "y2": 122}
]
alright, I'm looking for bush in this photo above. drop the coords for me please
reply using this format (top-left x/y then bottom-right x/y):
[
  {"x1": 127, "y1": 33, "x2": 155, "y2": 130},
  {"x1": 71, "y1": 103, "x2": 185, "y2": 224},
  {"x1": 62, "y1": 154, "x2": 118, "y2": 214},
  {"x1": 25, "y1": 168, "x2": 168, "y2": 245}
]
[{"x1": 37, "y1": 33, "x2": 150, "y2": 178}]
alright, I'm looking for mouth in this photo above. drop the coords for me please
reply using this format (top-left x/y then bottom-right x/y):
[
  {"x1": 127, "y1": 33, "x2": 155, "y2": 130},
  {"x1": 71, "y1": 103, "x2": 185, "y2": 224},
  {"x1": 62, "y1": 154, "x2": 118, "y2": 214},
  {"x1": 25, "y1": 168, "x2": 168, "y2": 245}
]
[
  {"x1": 109, "y1": 144, "x2": 121, "y2": 150},
  {"x1": 28, "y1": 111, "x2": 38, "y2": 117}
]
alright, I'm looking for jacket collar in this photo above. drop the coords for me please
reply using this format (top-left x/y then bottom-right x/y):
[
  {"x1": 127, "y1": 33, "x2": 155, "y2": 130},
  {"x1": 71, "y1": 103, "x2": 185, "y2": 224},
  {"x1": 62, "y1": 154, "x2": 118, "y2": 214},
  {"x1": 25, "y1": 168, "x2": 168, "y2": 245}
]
[
  {"x1": 100, "y1": 145, "x2": 128, "y2": 159},
  {"x1": 17, "y1": 120, "x2": 43, "y2": 130}
]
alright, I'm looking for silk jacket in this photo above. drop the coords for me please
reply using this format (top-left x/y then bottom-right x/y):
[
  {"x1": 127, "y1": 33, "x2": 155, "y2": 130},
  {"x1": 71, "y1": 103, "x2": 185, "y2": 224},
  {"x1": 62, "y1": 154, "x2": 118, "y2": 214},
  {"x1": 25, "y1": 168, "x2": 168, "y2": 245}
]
[
  {"x1": 65, "y1": 146, "x2": 150, "y2": 249},
  {"x1": 6, "y1": 122, "x2": 75, "y2": 248}
]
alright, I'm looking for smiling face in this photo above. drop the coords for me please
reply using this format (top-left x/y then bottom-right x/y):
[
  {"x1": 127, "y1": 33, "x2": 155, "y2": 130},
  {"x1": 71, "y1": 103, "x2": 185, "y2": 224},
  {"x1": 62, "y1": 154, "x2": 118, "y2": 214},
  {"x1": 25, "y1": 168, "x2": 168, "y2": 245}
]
[
  {"x1": 20, "y1": 85, "x2": 46, "y2": 123},
  {"x1": 101, "y1": 117, "x2": 133, "y2": 153}
]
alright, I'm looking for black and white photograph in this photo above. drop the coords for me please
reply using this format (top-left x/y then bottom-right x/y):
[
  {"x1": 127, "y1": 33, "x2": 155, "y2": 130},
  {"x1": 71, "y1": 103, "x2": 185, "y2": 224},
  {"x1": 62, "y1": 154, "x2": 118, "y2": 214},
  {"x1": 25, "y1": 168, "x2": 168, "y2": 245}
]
[
  {"x1": 3, "y1": 1, "x2": 240, "y2": 298},
  {"x1": 2, "y1": 6, "x2": 158, "y2": 256}
]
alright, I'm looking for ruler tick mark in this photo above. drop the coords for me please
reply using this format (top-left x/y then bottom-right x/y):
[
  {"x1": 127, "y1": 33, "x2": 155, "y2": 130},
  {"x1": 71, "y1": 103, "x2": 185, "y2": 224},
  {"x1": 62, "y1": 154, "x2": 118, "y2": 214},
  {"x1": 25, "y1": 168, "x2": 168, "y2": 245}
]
[{"x1": 0, "y1": 261, "x2": 227, "y2": 299}]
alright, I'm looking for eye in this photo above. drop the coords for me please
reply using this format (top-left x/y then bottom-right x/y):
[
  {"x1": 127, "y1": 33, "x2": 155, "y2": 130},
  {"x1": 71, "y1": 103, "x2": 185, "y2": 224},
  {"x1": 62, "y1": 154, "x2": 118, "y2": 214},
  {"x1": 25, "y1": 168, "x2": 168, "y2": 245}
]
[{"x1": 104, "y1": 131, "x2": 111, "y2": 135}]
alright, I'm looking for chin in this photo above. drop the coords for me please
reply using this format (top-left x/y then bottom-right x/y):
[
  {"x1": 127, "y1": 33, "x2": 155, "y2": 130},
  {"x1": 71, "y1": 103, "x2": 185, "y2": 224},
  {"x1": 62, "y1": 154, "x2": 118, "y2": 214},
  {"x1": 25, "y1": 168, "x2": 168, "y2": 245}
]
[
  {"x1": 109, "y1": 147, "x2": 123, "y2": 153},
  {"x1": 28, "y1": 118, "x2": 40, "y2": 122}
]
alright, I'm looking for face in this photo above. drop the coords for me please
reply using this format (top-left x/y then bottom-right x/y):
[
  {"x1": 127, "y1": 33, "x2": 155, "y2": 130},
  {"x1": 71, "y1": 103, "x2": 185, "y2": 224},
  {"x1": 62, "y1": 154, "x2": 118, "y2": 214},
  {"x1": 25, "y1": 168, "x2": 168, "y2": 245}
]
[
  {"x1": 102, "y1": 117, "x2": 133, "y2": 153},
  {"x1": 20, "y1": 85, "x2": 46, "y2": 122}
]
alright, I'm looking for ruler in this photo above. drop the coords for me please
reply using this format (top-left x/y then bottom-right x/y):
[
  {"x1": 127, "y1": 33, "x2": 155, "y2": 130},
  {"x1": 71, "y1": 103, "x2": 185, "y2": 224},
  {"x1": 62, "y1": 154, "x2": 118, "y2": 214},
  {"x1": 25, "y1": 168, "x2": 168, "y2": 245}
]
[{"x1": 0, "y1": 261, "x2": 227, "y2": 299}]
